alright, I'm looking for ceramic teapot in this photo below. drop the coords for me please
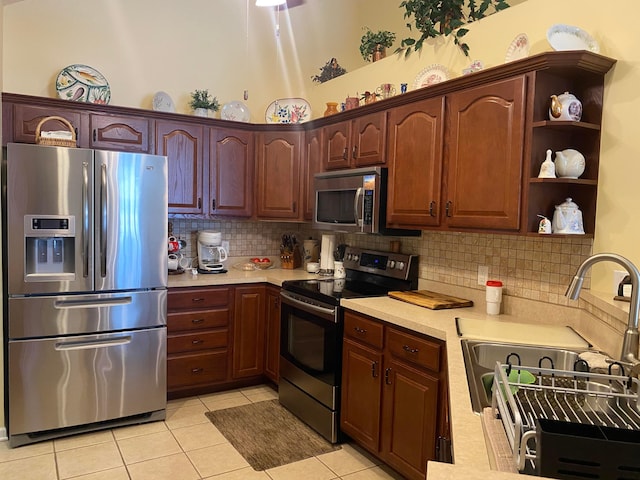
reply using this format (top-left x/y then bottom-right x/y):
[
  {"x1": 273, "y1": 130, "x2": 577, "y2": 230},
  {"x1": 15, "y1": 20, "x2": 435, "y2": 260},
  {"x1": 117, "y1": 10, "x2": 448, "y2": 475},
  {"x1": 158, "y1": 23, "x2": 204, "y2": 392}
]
[
  {"x1": 549, "y1": 92, "x2": 582, "y2": 121},
  {"x1": 554, "y1": 149, "x2": 585, "y2": 178},
  {"x1": 552, "y1": 198, "x2": 585, "y2": 234}
]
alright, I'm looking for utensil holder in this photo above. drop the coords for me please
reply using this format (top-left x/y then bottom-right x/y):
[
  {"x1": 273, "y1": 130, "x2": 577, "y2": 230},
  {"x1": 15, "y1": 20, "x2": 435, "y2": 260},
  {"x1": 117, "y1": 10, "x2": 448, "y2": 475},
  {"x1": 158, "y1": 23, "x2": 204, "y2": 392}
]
[
  {"x1": 35, "y1": 116, "x2": 77, "y2": 148},
  {"x1": 280, "y1": 245, "x2": 302, "y2": 269}
]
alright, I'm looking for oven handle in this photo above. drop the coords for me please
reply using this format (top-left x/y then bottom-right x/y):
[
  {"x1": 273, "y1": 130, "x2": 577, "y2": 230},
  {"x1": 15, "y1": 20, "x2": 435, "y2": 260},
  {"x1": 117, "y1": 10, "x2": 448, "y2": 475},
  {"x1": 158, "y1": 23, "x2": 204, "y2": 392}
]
[{"x1": 280, "y1": 291, "x2": 338, "y2": 322}]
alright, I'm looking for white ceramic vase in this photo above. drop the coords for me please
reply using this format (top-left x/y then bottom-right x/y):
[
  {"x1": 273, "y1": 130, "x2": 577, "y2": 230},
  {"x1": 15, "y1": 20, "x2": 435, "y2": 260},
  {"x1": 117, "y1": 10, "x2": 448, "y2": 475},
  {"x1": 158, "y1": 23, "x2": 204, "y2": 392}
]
[{"x1": 194, "y1": 108, "x2": 209, "y2": 117}]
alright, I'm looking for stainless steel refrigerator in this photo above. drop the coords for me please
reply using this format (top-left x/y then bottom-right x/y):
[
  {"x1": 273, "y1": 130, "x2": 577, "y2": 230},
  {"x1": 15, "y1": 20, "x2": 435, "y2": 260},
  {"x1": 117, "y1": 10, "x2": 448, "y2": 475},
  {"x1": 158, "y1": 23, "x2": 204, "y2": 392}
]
[{"x1": 3, "y1": 142, "x2": 168, "y2": 447}]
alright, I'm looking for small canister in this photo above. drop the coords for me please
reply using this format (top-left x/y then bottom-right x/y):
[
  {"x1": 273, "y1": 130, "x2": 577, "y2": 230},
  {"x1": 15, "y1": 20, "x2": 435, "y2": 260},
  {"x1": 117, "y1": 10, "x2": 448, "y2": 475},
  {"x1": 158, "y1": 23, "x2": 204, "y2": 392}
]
[{"x1": 486, "y1": 280, "x2": 503, "y2": 315}]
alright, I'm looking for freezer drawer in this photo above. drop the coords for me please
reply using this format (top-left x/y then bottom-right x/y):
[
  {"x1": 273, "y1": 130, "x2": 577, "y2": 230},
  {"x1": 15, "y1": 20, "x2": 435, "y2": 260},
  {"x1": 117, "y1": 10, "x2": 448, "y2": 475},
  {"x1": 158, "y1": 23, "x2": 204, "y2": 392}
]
[
  {"x1": 8, "y1": 327, "x2": 166, "y2": 437},
  {"x1": 8, "y1": 289, "x2": 166, "y2": 338}
]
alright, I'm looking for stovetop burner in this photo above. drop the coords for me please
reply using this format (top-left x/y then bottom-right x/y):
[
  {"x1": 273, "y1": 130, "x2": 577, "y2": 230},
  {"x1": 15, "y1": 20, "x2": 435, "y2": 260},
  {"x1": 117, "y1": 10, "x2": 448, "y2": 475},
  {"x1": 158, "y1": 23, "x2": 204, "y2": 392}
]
[{"x1": 282, "y1": 247, "x2": 419, "y2": 305}]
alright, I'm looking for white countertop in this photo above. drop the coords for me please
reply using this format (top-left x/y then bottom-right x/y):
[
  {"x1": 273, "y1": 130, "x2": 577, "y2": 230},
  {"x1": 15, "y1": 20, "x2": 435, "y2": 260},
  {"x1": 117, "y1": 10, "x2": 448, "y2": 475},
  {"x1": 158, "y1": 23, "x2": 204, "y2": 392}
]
[{"x1": 168, "y1": 268, "x2": 584, "y2": 479}]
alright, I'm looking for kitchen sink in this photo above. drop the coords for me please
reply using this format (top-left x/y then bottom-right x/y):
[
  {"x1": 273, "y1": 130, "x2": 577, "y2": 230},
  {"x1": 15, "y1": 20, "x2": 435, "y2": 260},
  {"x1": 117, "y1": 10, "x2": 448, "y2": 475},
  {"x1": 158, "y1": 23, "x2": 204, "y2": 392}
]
[{"x1": 461, "y1": 340, "x2": 593, "y2": 413}]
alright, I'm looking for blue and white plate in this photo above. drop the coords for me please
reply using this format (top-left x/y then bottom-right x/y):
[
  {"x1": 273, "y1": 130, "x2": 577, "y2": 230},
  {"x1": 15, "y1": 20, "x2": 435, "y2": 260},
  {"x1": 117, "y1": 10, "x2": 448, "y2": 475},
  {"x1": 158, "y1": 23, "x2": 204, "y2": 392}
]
[
  {"x1": 56, "y1": 64, "x2": 111, "y2": 104},
  {"x1": 265, "y1": 98, "x2": 311, "y2": 124}
]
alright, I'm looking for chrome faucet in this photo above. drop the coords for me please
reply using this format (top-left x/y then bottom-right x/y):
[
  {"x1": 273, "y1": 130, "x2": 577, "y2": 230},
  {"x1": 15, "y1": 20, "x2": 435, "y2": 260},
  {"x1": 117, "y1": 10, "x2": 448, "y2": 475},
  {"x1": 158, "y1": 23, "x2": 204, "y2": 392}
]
[{"x1": 566, "y1": 253, "x2": 640, "y2": 373}]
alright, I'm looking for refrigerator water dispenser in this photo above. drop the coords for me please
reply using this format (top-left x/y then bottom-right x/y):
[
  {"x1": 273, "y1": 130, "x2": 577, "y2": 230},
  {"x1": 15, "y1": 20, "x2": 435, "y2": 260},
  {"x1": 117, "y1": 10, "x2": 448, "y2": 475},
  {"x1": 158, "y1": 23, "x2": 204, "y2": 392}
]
[{"x1": 24, "y1": 215, "x2": 76, "y2": 281}]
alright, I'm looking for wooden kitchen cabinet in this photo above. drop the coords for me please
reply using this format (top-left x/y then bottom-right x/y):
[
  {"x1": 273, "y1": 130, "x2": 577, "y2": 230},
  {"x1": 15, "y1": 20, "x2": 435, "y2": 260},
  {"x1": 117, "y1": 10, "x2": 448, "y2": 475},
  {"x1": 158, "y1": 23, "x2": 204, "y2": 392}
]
[
  {"x1": 443, "y1": 76, "x2": 527, "y2": 231},
  {"x1": 155, "y1": 120, "x2": 205, "y2": 215},
  {"x1": 167, "y1": 286, "x2": 233, "y2": 398},
  {"x1": 5, "y1": 102, "x2": 87, "y2": 146},
  {"x1": 323, "y1": 111, "x2": 387, "y2": 170},
  {"x1": 264, "y1": 285, "x2": 281, "y2": 384},
  {"x1": 208, "y1": 127, "x2": 254, "y2": 217},
  {"x1": 89, "y1": 113, "x2": 150, "y2": 152},
  {"x1": 341, "y1": 310, "x2": 444, "y2": 480},
  {"x1": 232, "y1": 285, "x2": 266, "y2": 379},
  {"x1": 386, "y1": 98, "x2": 445, "y2": 229},
  {"x1": 255, "y1": 130, "x2": 303, "y2": 220},
  {"x1": 303, "y1": 127, "x2": 324, "y2": 220}
]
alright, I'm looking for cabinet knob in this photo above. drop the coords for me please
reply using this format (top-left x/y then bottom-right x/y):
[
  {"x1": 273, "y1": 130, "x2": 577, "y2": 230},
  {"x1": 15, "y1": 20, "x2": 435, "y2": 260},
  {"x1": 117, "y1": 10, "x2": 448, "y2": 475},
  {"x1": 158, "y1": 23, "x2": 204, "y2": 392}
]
[
  {"x1": 191, "y1": 298, "x2": 205, "y2": 303},
  {"x1": 371, "y1": 361, "x2": 379, "y2": 378},
  {"x1": 212, "y1": 199, "x2": 216, "y2": 210},
  {"x1": 191, "y1": 367, "x2": 204, "y2": 374},
  {"x1": 354, "y1": 326, "x2": 367, "y2": 335},
  {"x1": 192, "y1": 339, "x2": 204, "y2": 345},
  {"x1": 342, "y1": 147, "x2": 348, "y2": 160},
  {"x1": 445, "y1": 201, "x2": 452, "y2": 217},
  {"x1": 384, "y1": 367, "x2": 392, "y2": 385},
  {"x1": 191, "y1": 318, "x2": 205, "y2": 324},
  {"x1": 198, "y1": 198, "x2": 202, "y2": 209},
  {"x1": 352, "y1": 145, "x2": 357, "y2": 159},
  {"x1": 92, "y1": 129, "x2": 97, "y2": 142}
]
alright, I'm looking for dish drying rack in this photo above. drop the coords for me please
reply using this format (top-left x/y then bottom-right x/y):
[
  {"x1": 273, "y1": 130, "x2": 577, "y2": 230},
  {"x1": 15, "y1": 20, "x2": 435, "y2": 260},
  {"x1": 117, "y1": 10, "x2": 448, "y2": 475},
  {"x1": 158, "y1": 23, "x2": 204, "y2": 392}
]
[{"x1": 492, "y1": 359, "x2": 640, "y2": 473}]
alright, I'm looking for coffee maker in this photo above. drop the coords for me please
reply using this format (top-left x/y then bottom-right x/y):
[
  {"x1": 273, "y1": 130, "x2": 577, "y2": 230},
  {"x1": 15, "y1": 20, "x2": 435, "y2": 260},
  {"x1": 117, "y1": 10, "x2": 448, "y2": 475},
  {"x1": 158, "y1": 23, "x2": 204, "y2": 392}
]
[{"x1": 197, "y1": 230, "x2": 228, "y2": 273}]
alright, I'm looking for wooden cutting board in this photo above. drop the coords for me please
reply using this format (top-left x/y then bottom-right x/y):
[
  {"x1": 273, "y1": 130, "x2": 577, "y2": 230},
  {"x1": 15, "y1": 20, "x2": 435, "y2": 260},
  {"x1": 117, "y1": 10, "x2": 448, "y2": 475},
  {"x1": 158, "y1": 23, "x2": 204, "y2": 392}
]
[{"x1": 388, "y1": 290, "x2": 474, "y2": 310}]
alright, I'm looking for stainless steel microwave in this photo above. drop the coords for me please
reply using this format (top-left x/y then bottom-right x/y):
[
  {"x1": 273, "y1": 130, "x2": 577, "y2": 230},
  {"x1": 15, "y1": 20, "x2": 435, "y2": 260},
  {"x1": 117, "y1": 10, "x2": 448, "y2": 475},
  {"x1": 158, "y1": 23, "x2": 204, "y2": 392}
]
[{"x1": 313, "y1": 167, "x2": 420, "y2": 236}]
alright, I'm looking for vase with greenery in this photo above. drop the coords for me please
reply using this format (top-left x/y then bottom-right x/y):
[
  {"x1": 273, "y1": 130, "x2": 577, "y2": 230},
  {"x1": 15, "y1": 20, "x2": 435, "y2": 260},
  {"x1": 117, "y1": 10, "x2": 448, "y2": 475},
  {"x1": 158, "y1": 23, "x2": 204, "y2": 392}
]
[
  {"x1": 189, "y1": 89, "x2": 220, "y2": 116},
  {"x1": 311, "y1": 57, "x2": 347, "y2": 84},
  {"x1": 359, "y1": 27, "x2": 396, "y2": 62},
  {"x1": 398, "y1": 0, "x2": 510, "y2": 57}
]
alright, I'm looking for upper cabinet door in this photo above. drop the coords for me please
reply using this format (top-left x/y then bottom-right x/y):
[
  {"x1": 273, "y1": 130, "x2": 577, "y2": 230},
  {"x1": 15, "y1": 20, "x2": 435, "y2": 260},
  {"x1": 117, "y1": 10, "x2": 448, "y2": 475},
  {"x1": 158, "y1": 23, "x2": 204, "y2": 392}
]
[
  {"x1": 10, "y1": 104, "x2": 87, "y2": 147},
  {"x1": 209, "y1": 127, "x2": 254, "y2": 218},
  {"x1": 386, "y1": 98, "x2": 444, "y2": 229},
  {"x1": 256, "y1": 131, "x2": 302, "y2": 220},
  {"x1": 352, "y1": 111, "x2": 387, "y2": 168},
  {"x1": 89, "y1": 114, "x2": 150, "y2": 152},
  {"x1": 323, "y1": 121, "x2": 351, "y2": 170},
  {"x1": 156, "y1": 120, "x2": 204, "y2": 215},
  {"x1": 303, "y1": 127, "x2": 324, "y2": 221},
  {"x1": 444, "y1": 76, "x2": 526, "y2": 231}
]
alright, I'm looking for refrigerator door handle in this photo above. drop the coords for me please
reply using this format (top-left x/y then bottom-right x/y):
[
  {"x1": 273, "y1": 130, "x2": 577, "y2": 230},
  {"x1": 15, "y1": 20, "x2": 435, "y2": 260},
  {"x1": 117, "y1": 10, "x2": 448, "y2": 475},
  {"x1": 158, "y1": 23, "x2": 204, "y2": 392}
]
[
  {"x1": 54, "y1": 335, "x2": 133, "y2": 351},
  {"x1": 82, "y1": 162, "x2": 90, "y2": 278},
  {"x1": 54, "y1": 296, "x2": 133, "y2": 309},
  {"x1": 100, "y1": 163, "x2": 108, "y2": 278}
]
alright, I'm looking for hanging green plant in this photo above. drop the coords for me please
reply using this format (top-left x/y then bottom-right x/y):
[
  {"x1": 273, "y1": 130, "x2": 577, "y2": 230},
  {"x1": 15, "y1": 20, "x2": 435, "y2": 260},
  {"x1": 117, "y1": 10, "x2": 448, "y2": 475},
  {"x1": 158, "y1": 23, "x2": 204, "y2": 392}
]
[
  {"x1": 311, "y1": 58, "x2": 348, "y2": 84},
  {"x1": 398, "y1": 0, "x2": 510, "y2": 57}
]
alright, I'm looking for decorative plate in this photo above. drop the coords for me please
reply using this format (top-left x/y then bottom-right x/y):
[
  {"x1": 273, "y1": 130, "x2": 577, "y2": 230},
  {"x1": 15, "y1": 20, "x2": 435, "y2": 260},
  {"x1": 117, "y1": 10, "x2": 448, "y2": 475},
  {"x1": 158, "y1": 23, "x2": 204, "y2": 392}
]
[
  {"x1": 413, "y1": 64, "x2": 449, "y2": 89},
  {"x1": 221, "y1": 100, "x2": 251, "y2": 122},
  {"x1": 152, "y1": 91, "x2": 175, "y2": 112},
  {"x1": 547, "y1": 24, "x2": 600, "y2": 53},
  {"x1": 56, "y1": 64, "x2": 111, "y2": 104},
  {"x1": 505, "y1": 33, "x2": 530, "y2": 63},
  {"x1": 462, "y1": 60, "x2": 484, "y2": 75},
  {"x1": 265, "y1": 98, "x2": 311, "y2": 124}
]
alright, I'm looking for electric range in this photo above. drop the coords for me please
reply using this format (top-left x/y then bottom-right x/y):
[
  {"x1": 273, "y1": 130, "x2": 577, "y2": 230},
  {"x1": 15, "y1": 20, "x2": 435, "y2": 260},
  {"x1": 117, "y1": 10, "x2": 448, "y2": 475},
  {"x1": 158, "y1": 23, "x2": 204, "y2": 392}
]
[{"x1": 279, "y1": 246, "x2": 419, "y2": 443}]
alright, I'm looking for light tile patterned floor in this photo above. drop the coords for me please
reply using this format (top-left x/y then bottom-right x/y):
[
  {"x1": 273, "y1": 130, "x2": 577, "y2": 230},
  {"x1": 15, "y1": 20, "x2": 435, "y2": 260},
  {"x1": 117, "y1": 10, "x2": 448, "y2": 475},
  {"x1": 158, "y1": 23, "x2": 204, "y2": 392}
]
[{"x1": 0, "y1": 385, "x2": 406, "y2": 480}]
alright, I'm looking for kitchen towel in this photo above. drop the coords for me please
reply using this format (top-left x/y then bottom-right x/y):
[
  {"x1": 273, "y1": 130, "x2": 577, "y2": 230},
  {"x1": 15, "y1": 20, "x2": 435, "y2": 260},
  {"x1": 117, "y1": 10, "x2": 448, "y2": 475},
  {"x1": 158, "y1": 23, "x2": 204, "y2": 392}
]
[{"x1": 320, "y1": 234, "x2": 335, "y2": 271}]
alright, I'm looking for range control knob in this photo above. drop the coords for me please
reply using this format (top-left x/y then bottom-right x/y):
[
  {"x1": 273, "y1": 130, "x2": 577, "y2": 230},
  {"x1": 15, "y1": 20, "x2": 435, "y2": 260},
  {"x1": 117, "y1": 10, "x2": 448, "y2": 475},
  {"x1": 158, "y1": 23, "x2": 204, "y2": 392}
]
[
  {"x1": 353, "y1": 255, "x2": 359, "y2": 263},
  {"x1": 388, "y1": 260, "x2": 396, "y2": 269},
  {"x1": 396, "y1": 261, "x2": 405, "y2": 270}
]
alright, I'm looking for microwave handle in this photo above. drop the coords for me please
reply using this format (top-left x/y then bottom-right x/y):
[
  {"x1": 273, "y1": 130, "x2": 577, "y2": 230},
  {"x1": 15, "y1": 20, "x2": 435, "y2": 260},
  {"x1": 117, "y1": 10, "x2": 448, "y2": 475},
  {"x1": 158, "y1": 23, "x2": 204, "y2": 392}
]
[{"x1": 354, "y1": 187, "x2": 363, "y2": 231}]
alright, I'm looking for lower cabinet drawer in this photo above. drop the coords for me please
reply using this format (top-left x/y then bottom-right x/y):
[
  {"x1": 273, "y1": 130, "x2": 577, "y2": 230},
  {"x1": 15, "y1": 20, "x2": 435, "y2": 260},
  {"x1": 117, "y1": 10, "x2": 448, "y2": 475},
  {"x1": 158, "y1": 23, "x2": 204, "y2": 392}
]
[
  {"x1": 168, "y1": 330, "x2": 228, "y2": 353},
  {"x1": 167, "y1": 309, "x2": 229, "y2": 333},
  {"x1": 387, "y1": 328, "x2": 441, "y2": 372},
  {"x1": 167, "y1": 350, "x2": 228, "y2": 388}
]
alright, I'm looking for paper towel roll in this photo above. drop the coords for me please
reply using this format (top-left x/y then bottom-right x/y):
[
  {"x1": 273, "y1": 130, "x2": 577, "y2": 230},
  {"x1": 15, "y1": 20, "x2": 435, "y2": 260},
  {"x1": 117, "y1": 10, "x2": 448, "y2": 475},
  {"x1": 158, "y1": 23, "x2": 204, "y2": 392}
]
[{"x1": 320, "y1": 234, "x2": 335, "y2": 271}]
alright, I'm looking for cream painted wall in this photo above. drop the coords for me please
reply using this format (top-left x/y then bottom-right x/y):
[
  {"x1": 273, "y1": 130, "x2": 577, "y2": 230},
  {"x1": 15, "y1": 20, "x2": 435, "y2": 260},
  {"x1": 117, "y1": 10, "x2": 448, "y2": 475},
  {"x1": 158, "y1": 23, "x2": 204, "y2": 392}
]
[{"x1": 2, "y1": 0, "x2": 411, "y2": 119}]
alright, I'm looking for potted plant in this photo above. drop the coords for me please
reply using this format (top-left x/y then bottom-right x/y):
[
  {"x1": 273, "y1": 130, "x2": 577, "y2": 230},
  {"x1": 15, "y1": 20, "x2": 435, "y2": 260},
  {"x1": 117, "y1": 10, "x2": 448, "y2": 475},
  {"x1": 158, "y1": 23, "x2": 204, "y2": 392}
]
[
  {"x1": 359, "y1": 27, "x2": 396, "y2": 62},
  {"x1": 189, "y1": 89, "x2": 220, "y2": 117},
  {"x1": 398, "y1": 0, "x2": 510, "y2": 57},
  {"x1": 311, "y1": 57, "x2": 347, "y2": 84}
]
